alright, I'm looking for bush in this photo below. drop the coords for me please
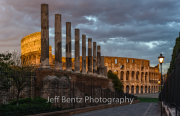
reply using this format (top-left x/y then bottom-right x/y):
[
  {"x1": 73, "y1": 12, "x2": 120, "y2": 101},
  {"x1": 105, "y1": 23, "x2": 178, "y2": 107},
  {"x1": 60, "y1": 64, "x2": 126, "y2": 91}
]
[
  {"x1": 9, "y1": 97, "x2": 49, "y2": 105},
  {"x1": 107, "y1": 70, "x2": 123, "y2": 93},
  {"x1": 0, "y1": 97, "x2": 53, "y2": 116}
]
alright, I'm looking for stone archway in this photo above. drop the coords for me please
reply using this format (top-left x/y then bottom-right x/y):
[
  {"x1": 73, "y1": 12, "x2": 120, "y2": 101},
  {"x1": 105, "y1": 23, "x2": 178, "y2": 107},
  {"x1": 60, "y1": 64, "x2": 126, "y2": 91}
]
[
  {"x1": 126, "y1": 85, "x2": 129, "y2": 93},
  {"x1": 136, "y1": 85, "x2": 139, "y2": 94},
  {"x1": 120, "y1": 71, "x2": 124, "y2": 80},
  {"x1": 132, "y1": 71, "x2": 135, "y2": 80},
  {"x1": 141, "y1": 72, "x2": 144, "y2": 81},
  {"x1": 131, "y1": 85, "x2": 134, "y2": 94},
  {"x1": 136, "y1": 71, "x2": 139, "y2": 81},
  {"x1": 141, "y1": 86, "x2": 143, "y2": 94},
  {"x1": 145, "y1": 86, "x2": 147, "y2": 93},
  {"x1": 145, "y1": 72, "x2": 148, "y2": 81},
  {"x1": 126, "y1": 71, "x2": 129, "y2": 80}
]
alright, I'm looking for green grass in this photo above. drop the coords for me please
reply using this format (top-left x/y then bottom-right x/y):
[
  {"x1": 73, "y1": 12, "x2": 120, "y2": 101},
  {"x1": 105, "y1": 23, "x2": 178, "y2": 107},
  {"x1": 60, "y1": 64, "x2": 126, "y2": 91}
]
[{"x1": 137, "y1": 98, "x2": 159, "y2": 102}]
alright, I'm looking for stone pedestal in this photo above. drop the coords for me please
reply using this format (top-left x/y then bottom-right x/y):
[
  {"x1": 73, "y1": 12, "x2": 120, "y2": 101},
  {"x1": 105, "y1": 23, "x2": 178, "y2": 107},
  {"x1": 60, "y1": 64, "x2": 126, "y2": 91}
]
[
  {"x1": 55, "y1": 14, "x2": 62, "y2": 70},
  {"x1": 74, "y1": 29, "x2": 80, "y2": 73},
  {"x1": 40, "y1": 4, "x2": 51, "y2": 69},
  {"x1": 66, "y1": 22, "x2": 72, "y2": 71},
  {"x1": 88, "y1": 38, "x2": 92, "y2": 75},
  {"x1": 93, "y1": 42, "x2": 97, "y2": 76},
  {"x1": 97, "y1": 45, "x2": 101, "y2": 77},
  {"x1": 82, "y1": 35, "x2": 86, "y2": 74}
]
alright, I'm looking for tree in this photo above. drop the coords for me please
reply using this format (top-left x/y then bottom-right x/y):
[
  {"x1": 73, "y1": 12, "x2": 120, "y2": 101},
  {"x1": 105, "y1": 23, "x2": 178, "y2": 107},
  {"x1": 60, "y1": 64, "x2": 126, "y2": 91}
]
[
  {"x1": 107, "y1": 70, "x2": 123, "y2": 93},
  {"x1": 167, "y1": 36, "x2": 180, "y2": 74},
  {"x1": 0, "y1": 52, "x2": 14, "y2": 91},
  {"x1": 0, "y1": 50, "x2": 35, "y2": 105},
  {"x1": 10, "y1": 65, "x2": 34, "y2": 105}
]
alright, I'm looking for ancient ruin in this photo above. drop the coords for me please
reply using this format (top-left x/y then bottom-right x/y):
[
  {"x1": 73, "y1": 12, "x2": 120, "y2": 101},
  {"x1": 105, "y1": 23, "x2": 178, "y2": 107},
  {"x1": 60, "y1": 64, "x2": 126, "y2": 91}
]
[{"x1": 20, "y1": 3, "x2": 160, "y2": 94}]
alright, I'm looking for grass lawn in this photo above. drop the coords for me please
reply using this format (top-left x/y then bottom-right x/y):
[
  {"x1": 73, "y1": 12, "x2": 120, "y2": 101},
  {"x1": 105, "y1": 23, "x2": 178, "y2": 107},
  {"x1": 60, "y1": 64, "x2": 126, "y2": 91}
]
[{"x1": 137, "y1": 97, "x2": 159, "y2": 102}]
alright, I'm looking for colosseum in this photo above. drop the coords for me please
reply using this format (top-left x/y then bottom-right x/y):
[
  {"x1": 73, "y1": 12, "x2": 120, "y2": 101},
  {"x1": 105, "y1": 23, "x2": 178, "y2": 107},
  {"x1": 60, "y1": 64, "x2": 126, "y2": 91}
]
[{"x1": 21, "y1": 32, "x2": 160, "y2": 94}]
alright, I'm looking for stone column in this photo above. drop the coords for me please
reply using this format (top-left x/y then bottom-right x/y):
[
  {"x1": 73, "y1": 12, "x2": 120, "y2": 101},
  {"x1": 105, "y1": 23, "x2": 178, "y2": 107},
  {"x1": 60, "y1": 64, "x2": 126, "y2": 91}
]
[
  {"x1": 143, "y1": 86, "x2": 145, "y2": 93},
  {"x1": 97, "y1": 45, "x2": 101, "y2": 77},
  {"x1": 139, "y1": 86, "x2": 141, "y2": 94},
  {"x1": 93, "y1": 42, "x2": 97, "y2": 75},
  {"x1": 143, "y1": 73, "x2": 145, "y2": 82},
  {"x1": 66, "y1": 22, "x2": 72, "y2": 71},
  {"x1": 55, "y1": 14, "x2": 62, "y2": 70},
  {"x1": 82, "y1": 35, "x2": 86, "y2": 74},
  {"x1": 75, "y1": 29, "x2": 80, "y2": 73},
  {"x1": 101, "y1": 56, "x2": 105, "y2": 77},
  {"x1": 147, "y1": 73, "x2": 149, "y2": 82},
  {"x1": 40, "y1": 4, "x2": 51, "y2": 69},
  {"x1": 139, "y1": 72, "x2": 141, "y2": 82},
  {"x1": 104, "y1": 66, "x2": 107, "y2": 78},
  {"x1": 129, "y1": 72, "x2": 132, "y2": 81},
  {"x1": 88, "y1": 38, "x2": 92, "y2": 75}
]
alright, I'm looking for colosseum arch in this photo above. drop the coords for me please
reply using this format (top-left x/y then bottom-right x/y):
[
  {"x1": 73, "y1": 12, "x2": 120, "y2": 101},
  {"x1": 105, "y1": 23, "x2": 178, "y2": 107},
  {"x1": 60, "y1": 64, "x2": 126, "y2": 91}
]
[
  {"x1": 120, "y1": 71, "x2": 124, "y2": 80},
  {"x1": 126, "y1": 71, "x2": 129, "y2": 80},
  {"x1": 136, "y1": 71, "x2": 139, "y2": 81},
  {"x1": 145, "y1": 72, "x2": 148, "y2": 81},
  {"x1": 114, "y1": 70, "x2": 118, "y2": 75},
  {"x1": 131, "y1": 85, "x2": 134, "y2": 94},
  {"x1": 120, "y1": 65, "x2": 124, "y2": 69},
  {"x1": 126, "y1": 85, "x2": 129, "y2": 93},
  {"x1": 145, "y1": 86, "x2": 147, "y2": 93},
  {"x1": 141, "y1": 85, "x2": 143, "y2": 93},
  {"x1": 132, "y1": 71, "x2": 135, "y2": 80}
]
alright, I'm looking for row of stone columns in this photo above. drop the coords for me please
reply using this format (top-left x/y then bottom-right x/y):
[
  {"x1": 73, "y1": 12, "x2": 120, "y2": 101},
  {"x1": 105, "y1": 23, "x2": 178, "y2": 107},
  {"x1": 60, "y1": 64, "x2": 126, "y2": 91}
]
[{"x1": 40, "y1": 4, "x2": 107, "y2": 78}]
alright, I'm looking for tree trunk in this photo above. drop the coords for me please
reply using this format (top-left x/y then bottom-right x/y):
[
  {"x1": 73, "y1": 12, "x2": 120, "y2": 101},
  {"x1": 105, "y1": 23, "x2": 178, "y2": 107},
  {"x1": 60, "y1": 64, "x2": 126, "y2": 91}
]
[{"x1": 16, "y1": 89, "x2": 20, "y2": 106}]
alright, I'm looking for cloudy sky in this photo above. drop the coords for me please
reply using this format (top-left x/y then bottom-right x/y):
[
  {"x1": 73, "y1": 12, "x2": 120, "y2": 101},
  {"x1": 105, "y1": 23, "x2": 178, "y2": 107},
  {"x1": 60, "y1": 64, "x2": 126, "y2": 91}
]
[{"x1": 0, "y1": 0, "x2": 179, "y2": 74}]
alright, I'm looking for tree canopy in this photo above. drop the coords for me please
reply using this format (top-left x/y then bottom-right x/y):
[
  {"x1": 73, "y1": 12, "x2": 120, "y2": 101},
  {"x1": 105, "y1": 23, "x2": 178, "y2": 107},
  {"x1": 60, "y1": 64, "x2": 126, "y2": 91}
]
[
  {"x1": 107, "y1": 70, "x2": 123, "y2": 93},
  {"x1": 167, "y1": 36, "x2": 180, "y2": 74}
]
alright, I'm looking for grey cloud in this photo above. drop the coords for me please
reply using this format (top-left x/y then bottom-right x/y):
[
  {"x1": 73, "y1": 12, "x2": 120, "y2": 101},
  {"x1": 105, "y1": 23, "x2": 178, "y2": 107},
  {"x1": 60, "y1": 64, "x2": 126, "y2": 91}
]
[{"x1": 0, "y1": 0, "x2": 179, "y2": 74}]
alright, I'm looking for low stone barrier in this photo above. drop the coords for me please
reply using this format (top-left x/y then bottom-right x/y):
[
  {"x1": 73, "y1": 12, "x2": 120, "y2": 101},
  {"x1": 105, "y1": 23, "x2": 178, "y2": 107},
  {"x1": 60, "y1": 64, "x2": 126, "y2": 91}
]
[{"x1": 25, "y1": 100, "x2": 140, "y2": 116}]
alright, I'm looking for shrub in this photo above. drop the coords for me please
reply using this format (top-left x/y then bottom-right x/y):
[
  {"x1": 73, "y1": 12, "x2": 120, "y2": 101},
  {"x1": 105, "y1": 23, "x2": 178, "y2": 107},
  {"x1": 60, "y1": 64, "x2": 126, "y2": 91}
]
[
  {"x1": 0, "y1": 97, "x2": 53, "y2": 116},
  {"x1": 107, "y1": 70, "x2": 123, "y2": 93}
]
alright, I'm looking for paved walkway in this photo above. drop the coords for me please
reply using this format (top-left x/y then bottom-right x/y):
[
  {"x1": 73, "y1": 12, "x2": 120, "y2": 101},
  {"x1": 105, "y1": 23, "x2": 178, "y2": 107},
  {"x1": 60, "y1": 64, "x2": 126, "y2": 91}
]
[
  {"x1": 71, "y1": 103, "x2": 161, "y2": 116},
  {"x1": 133, "y1": 92, "x2": 159, "y2": 98}
]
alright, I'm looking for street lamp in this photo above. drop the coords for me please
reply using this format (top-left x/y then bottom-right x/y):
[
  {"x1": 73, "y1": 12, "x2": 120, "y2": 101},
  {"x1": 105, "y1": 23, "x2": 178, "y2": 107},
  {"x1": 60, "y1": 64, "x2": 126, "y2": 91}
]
[
  {"x1": 158, "y1": 54, "x2": 164, "y2": 116},
  {"x1": 158, "y1": 80, "x2": 160, "y2": 92}
]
